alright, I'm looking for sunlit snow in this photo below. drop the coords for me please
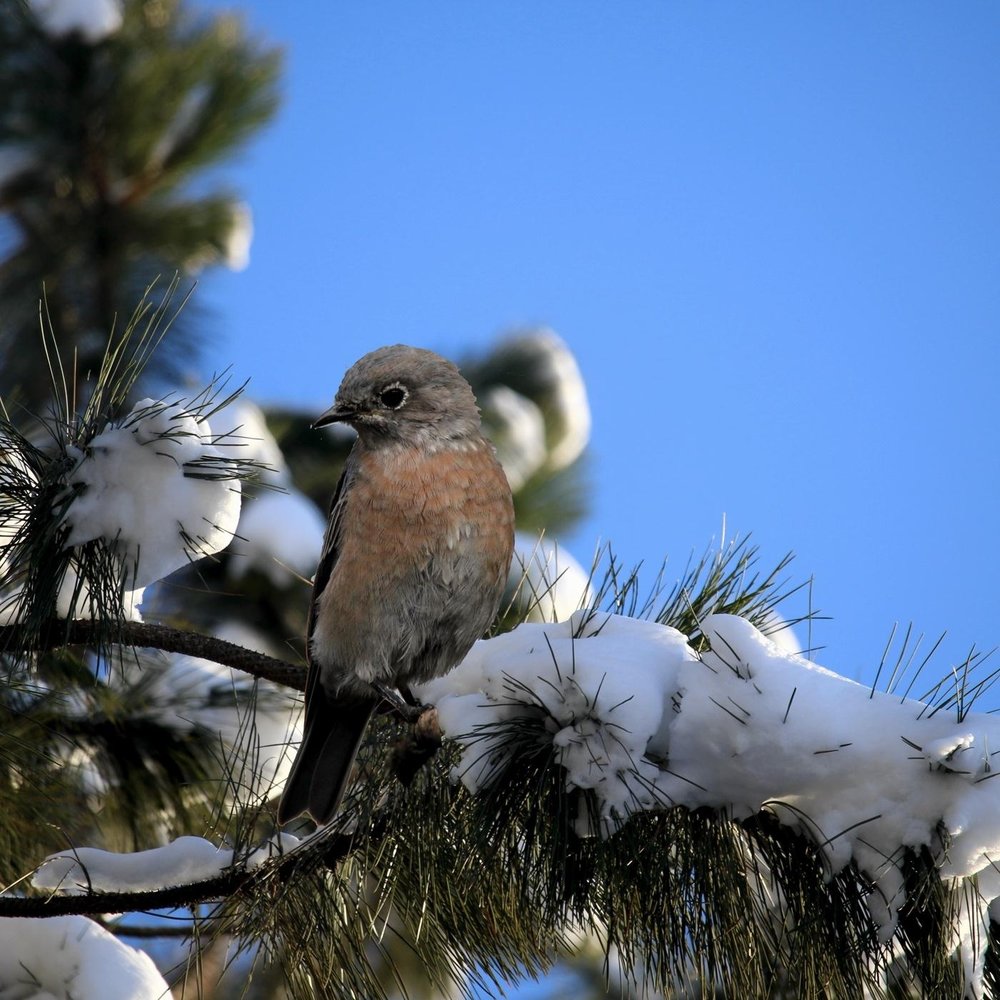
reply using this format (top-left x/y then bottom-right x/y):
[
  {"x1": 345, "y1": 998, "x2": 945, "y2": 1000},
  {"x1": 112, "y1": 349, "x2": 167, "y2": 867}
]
[
  {"x1": 511, "y1": 532, "x2": 594, "y2": 623},
  {"x1": 27, "y1": 0, "x2": 123, "y2": 43},
  {"x1": 63, "y1": 397, "x2": 242, "y2": 588},
  {"x1": 33, "y1": 833, "x2": 301, "y2": 895},
  {"x1": 209, "y1": 397, "x2": 325, "y2": 586},
  {"x1": 0, "y1": 914, "x2": 167, "y2": 999},
  {"x1": 417, "y1": 609, "x2": 1000, "y2": 996}
]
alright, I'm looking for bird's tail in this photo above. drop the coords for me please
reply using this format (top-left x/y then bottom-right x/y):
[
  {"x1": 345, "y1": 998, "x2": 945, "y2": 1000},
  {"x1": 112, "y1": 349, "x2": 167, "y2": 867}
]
[{"x1": 277, "y1": 693, "x2": 377, "y2": 825}]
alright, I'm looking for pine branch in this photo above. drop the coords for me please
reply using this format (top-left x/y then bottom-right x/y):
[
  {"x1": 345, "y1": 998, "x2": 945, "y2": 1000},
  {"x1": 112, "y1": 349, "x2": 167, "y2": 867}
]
[
  {"x1": 0, "y1": 619, "x2": 306, "y2": 691},
  {"x1": 1, "y1": 871, "x2": 239, "y2": 918},
  {"x1": 0, "y1": 827, "x2": 370, "y2": 918},
  {"x1": 0, "y1": 2, "x2": 282, "y2": 408},
  {"x1": 97, "y1": 918, "x2": 205, "y2": 939}
]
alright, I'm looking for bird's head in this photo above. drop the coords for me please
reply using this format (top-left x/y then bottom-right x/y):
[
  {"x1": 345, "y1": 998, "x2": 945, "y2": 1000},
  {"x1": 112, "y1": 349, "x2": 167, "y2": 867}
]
[{"x1": 314, "y1": 344, "x2": 483, "y2": 447}]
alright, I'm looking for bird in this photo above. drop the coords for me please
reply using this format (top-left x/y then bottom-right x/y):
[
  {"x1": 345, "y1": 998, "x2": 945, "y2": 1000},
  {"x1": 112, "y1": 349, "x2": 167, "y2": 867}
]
[{"x1": 277, "y1": 344, "x2": 516, "y2": 825}]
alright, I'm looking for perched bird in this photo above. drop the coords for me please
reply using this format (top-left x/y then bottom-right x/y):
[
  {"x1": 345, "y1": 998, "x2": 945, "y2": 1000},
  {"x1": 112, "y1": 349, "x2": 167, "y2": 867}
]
[{"x1": 278, "y1": 345, "x2": 516, "y2": 825}]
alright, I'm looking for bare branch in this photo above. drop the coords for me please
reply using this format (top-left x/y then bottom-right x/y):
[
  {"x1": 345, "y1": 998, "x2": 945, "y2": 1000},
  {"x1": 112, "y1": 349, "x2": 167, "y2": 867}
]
[
  {"x1": 0, "y1": 619, "x2": 307, "y2": 691},
  {"x1": 0, "y1": 871, "x2": 241, "y2": 918}
]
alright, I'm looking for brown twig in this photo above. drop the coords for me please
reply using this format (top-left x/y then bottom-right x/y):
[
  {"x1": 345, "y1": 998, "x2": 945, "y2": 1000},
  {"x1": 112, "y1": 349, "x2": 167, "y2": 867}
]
[
  {"x1": 96, "y1": 917, "x2": 208, "y2": 938},
  {"x1": 0, "y1": 870, "x2": 243, "y2": 918},
  {"x1": 0, "y1": 618, "x2": 307, "y2": 691}
]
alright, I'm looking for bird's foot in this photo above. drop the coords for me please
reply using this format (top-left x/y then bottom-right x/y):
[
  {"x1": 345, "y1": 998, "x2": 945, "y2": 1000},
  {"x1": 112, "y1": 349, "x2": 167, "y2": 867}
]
[
  {"x1": 372, "y1": 682, "x2": 425, "y2": 722},
  {"x1": 390, "y1": 706, "x2": 442, "y2": 786}
]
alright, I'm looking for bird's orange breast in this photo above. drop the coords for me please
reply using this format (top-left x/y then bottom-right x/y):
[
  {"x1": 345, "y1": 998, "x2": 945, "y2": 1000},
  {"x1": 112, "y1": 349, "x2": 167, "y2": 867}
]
[{"x1": 310, "y1": 437, "x2": 515, "y2": 685}]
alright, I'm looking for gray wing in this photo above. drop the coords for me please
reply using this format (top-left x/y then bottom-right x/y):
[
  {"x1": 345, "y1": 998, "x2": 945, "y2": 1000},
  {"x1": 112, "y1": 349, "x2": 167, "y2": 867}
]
[
  {"x1": 279, "y1": 453, "x2": 372, "y2": 825},
  {"x1": 306, "y1": 454, "x2": 355, "y2": 661}
]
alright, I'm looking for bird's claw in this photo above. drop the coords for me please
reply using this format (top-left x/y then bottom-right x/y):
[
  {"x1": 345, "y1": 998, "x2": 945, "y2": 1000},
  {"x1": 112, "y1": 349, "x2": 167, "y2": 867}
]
[{"x1": 373, "y1": 682, "x2": 426, "y2": 722}]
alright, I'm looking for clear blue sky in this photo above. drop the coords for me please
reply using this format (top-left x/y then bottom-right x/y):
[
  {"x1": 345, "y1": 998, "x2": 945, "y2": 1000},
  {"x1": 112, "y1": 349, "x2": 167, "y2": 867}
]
[{"x1": 199, "y1": 1, "x2": 1000, "y2": 703}]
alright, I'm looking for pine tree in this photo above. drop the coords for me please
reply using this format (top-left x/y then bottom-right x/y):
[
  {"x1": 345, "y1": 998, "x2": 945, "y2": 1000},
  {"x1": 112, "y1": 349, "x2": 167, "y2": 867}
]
[
  {"x1": 3, "y1": 4, "x2": 999, "y2": 1000},
  {"x1": 0, "y1": 0, "x2": 280, "y2": 411},
  {"x1": 0, "y1": 2, "x2": 593, "y2": 995}
]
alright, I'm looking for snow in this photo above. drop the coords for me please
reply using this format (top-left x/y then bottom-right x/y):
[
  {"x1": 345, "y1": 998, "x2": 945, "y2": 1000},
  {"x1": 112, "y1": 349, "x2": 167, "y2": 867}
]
[
  {"x1": 0, "y1": 561, "x2": 145, "y2": 626},
  {"x1": 0, "y1": 914, "x2": 167, "y2": 999},
  {"x1": 0, "y1": 434, "x2": 37, "y2": 586},
  {"x1": 228, "y1": 488, "x2": 324, "y2": 586},
  {"x1": 33, "y1": 834, "x2": 301, "y2": 894},
  {"x1": 212, "y1": 398, "x2": 288, "y2": 487},
  {"x1": 480, "y1": 330, "x2": 590, "y2": 473},
  {"x1": 34, "y1": 836, "x2": 231, "y2": 894},
  {"x1": 148, "y1": 86, "x2": 210, "y2": 175},
  {"x1": 63, "y1": 397, "x2": 242, "y2": 589},
  {"x1": 224, "y1": 202, "x2": 253, "y2": 271},
  {"x1": 59, "y1": 567, "x2": 144, "y2": 621},
  {"x1": 141, "y1": 638, "x2": 300, "y2": 797},
  {"x1": 511, "y1": 533, "x2": 594, "y2": 622},
  {"x1": 177, "y1": 200, "x2": 253, "y2": 274},
  {"x1": 480, "y1": 385, "x2": 547, "y2": 491},
  {"x1": 246, "y1": 832, "x2": 301, "y2": 870},
  {"x1": 28, "y1": 0, "x2": 123, "y2": 42},
  {"x1": 417, "y1": 613, "x2": 694, "y2": 827},
  {"x1": 214, "y1": 397, "x2": 325, "y2": 586},
  {"x1": 417, "y1": 609, "x2": 1000, "y2": 996},
  {"x1": 0, "y1": 434, "x2": 145, "y2": 623},
  {"x1": 517, "y1": 329, "x2": 591, "y2": 470}
]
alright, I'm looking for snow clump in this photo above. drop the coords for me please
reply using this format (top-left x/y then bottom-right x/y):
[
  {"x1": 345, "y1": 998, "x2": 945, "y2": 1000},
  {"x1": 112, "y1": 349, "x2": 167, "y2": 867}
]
[
  {"x1": 33, "y1": 833, "x2": 302, "y2": 894},
  {"x1": 0, "y1": 914, "x2": 167, "y2": 999},
  {"x1": 63, "y1": 396, "x2": 242, "y2": 588},
  {"x1": 417, "y1": 609, "x2": 1000, "y2": 995},
  {"x1": 28, "y1": 0, "x2": 123, "y2": 43}
]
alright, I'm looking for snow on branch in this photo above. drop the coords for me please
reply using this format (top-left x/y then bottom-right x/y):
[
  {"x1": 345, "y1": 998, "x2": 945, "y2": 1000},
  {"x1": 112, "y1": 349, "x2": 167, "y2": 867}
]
[
  {"x1": 1, "y1": 829, "x2": 363, "y2": 918},
  {"x1": 62, "y1": 395, "x2": 243, "y2": 589},
  {"x1": 0, "y1": 377, "x2": 271, "y2": 630},
  {"x1": 416, "y1": 610, "x2": 1000, "y2": 996},
  {"x1": 10, "y1": 603, "x2": 1000, "y2": 994},
  {"x1": 32, "y1": 834, "x2": 300, "y2": 895},
  {"x1": 27, "y1": 0, "x2": 123, "y2": 44}
]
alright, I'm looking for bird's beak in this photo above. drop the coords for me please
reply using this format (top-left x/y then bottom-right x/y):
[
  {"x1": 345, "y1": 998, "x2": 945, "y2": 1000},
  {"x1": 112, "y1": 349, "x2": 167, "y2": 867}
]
[{"x1": 312, "y1": 404, "x2": 353, "y2": 429}]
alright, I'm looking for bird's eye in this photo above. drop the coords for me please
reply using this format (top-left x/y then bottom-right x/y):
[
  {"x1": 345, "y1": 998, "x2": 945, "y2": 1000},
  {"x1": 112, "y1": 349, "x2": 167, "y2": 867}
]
[{"x1": 379, "y1": 384, "x2": 408, "y2": 409}]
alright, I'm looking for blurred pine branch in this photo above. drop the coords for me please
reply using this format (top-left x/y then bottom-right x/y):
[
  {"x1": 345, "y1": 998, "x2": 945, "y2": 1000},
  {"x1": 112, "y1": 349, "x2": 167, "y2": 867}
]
[{"x1": 0, "y1": 0, "x2": 281, "y2": 410}]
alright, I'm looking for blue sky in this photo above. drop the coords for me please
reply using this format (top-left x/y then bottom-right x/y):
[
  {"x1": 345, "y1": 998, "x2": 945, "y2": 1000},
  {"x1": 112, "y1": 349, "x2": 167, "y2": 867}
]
[{"x1": 199, "y1": 2, "x2": 1000, "y2": 701}]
